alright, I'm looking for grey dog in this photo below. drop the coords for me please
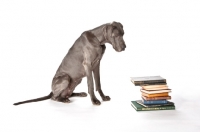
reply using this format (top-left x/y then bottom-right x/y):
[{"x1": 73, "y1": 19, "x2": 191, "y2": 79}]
[{"x1": 14, "y1": 21, "x2": 126, "y2": 105}]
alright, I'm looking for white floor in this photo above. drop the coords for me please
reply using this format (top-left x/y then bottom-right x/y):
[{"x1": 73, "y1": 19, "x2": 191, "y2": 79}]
[
  {"x1": 2, "y1": 76, "x2": 200, "y2": 132},
  {"x1": 1, "y1": 1, "x2": 200, "y2": 132}
]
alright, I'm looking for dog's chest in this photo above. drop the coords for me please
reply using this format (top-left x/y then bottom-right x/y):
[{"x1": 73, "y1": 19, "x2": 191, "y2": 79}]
[{"x1": 91, "y1": 47, "x2": 104, "y2": 68}]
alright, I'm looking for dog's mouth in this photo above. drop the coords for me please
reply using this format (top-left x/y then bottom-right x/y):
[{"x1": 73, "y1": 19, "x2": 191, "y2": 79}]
[
  {"x1": 115, "y1": 48, "x2": 125, "y2": 52},
  {"x1": 114, "y1": 43, "x2": 126, "y2": 52}
]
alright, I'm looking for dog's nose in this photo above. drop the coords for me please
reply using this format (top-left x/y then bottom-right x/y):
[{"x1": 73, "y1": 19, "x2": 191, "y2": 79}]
[
  {"x1": 124, "y1": 44, "x2": 126, "y2": 49},
  {"x1": 122, "y1": 44, "x2": 126, "y2": 50}
]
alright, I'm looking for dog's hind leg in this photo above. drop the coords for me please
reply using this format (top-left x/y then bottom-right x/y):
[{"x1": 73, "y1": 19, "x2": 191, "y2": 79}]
[
  {"x1": 69, "y1": 79, "x2": 87, "y2": 97},
  {"x1": 51, "y1": 73, "x2": 71, "y2": 103}
]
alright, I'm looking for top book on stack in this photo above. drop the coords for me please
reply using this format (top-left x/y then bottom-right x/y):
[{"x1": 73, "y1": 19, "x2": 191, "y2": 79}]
[{"x1": 130, "y1": 76, "x2": 167, "y2": 86}]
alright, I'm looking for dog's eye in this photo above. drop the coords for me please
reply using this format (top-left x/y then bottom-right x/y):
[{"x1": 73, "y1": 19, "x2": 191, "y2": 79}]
[
  {"x1": 112, "y1": 33, "x2": 119, "y2": 37},
  {"x1": 115, "y1": 33, "x2": 119, "y2": 37},
  {"x1": 112, "y1": 29, "x2": 120, "y2": 37}
]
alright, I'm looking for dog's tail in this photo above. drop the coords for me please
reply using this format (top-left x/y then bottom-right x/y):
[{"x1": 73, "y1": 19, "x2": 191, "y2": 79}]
[{"x1": 13, "y1": 92, "x2": 53, "y2": 106}]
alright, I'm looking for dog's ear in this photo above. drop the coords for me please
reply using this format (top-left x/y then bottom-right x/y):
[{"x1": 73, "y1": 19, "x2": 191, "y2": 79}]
[
  {"x1": 111, "y1": 22, "x2": 124, "y2": 36},
  {"x1": 83, "y1": 31, "x2": 100, "y2": 46},
  {"x1": 105, "y1": 24, "x2": 115, "y2": 38}
]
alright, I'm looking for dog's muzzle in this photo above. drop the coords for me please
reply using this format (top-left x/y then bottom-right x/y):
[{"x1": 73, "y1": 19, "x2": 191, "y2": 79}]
[{"x1": 115, "y1": 44, "x2": 126, "y2": 52}]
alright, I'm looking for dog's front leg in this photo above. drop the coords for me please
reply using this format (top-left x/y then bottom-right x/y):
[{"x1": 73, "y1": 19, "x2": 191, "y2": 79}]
[
  {"x1": 83, "y1": 62, "x2": 101, "y2": 105},
  {"x1": 93, "y1": 63, "x2": 111, "y2": 101}
]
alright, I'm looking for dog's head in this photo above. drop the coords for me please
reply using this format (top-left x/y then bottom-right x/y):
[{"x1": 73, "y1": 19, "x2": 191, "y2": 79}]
[{"x1": 104, "y1": 22, "x2": 126, "y2": 52}]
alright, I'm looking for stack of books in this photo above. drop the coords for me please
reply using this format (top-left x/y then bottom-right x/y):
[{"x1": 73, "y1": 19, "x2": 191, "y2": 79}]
[{"x1": 130, "y1": 76, "x2": 175, "y2": 111}]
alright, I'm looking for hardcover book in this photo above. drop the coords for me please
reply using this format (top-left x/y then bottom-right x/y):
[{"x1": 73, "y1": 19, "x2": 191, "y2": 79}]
[
  {"x1": 141, "y1": 99, "x2": 167, "y2": 105},
  {"x1": 130, "y1": 76, "x2": 167, "y2": 86},
  {"x1": 131, "y1": 101, "x2": 175, "y2": 111},
  {"x1": 136, "y1": 100, "x2": 174, "y2": 108},
  {"x1": 141, "y1": 85, "x2": 168, "y2": 90},
  {"x1": 142, "y1": 92, "x2": 169, "y2": 97},
  {"x1": 140, "y1": 89, "x2": 171, "y2": 94},
  {"x1": 142, "y1": 96, "x2": 171, "y2": 101}
]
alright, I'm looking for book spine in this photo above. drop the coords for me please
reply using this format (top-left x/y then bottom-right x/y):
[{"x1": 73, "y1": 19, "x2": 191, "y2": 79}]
[
  {"x1": 143, "y1": 100, "x2": 167, "y2": 105},
  {"x1": 141, "y1": 106, "x2": 175, "y2": 111}
]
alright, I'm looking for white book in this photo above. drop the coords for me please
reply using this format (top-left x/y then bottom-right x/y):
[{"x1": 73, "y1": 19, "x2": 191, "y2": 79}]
[{"x1": 140, "y1": 89, "x2": 171, "y2": 94}]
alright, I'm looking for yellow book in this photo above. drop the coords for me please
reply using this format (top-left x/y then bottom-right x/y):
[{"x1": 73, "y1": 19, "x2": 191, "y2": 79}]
[
  {"x1": 142, "y1": 92, "x2": 169, "y2": 97},
  {"x1": 141, "y1": 85, "x2": 168, "y2": 90}
]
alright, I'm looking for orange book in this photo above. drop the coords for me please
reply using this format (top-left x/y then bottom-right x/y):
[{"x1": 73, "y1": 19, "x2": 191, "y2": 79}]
[
  {"x1": 142, "y1": 95, "x2": 171, "y2": 100},
  {"x1": 142, "y1": 92, "x2": 169, "y2": 97}
]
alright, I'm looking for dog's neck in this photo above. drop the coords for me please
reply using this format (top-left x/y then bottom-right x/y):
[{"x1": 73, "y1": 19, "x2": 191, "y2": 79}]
[{"x1": 90, "y1": 24, "x2": 109, "y2": 45}]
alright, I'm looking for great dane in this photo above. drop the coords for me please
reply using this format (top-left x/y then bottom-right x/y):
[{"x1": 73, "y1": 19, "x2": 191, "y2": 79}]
[{"x1": 14, "y1": 21, "x2": 126, "y2": 105}]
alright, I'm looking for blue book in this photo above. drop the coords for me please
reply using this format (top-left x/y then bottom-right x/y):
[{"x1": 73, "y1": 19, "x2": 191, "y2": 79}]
[
  {"x1": 136, "y1": 100, "x2": 174, "y2": 108},
  {"x1": 142, "y1": 98, "x2": 167, "y2": 105}
]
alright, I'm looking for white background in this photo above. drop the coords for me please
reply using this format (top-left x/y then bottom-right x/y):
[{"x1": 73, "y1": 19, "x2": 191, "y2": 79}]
[{"x1": 1, "y1": 0, "x2": 200, "y2": 132}]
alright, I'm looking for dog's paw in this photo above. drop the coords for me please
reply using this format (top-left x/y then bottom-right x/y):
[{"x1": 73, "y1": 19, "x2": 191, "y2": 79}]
[
  {"x1": 92, "y1": 99, "x2": 101, "y2": 105},
  {"x1": 63, "y1": 98, "x2": 71, "y2": 103},
  {"x1": 56, "y1": 97, "x2": 71, "y2": 103},
  {"x1": 102, "y1": 96, "x2": 111, "y2": 101}
]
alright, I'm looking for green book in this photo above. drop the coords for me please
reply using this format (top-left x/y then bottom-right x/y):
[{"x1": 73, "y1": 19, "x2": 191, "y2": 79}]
[{"x1": 131, "y1": 101, "x2": 175, "y2": 111}]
